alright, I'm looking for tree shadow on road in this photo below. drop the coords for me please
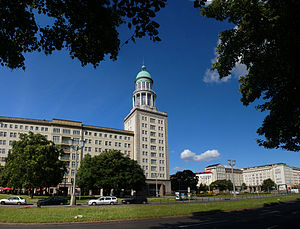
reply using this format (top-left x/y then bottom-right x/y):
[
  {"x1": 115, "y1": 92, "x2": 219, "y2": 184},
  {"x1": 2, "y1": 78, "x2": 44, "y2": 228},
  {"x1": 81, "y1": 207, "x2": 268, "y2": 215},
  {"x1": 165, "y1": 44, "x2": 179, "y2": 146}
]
[{"x1": 150, "y1": 199, "x2": 300, "y2": 228}]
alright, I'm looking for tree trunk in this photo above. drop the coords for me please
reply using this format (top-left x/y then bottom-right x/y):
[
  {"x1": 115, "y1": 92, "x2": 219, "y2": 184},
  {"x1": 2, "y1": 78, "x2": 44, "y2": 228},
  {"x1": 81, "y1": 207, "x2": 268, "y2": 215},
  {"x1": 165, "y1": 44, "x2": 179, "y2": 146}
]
[{"x1": 30, "y1": 188, "x2": 34, "y2": 199}]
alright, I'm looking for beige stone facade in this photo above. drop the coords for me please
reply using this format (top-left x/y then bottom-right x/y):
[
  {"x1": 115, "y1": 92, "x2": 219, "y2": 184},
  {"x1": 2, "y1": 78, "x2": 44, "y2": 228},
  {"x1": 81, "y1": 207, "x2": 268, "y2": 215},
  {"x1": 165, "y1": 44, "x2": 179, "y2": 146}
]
[
  {"x1": 123, "y1": 65, "x2": 171, "y2": 195},
  {"x1": 196, "y1": 163, "x2": 299, "y2": 192},
  {"x1": 0, "y1": 116, "x2": 134, "y2": 193},
  {"x1": 203, "y1": 163, "x2": 244, "y2": 187},
  {"x1": 243, "y1": 163, "x2": 293, "y2": 190}
]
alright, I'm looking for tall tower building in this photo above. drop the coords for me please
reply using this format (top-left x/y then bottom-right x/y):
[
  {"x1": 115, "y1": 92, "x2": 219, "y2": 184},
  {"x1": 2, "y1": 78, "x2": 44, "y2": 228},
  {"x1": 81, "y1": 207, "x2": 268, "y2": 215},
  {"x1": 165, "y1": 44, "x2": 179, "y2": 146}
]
[{"x1": 124, "y1": 65, "x2": 171, "y2": 195}]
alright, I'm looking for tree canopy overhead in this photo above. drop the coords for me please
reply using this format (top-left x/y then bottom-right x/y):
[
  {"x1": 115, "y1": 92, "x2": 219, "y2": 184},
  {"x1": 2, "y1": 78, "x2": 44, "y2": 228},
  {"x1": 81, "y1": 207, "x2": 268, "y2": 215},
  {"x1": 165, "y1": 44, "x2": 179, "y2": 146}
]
[
  {"x1": 0, "y1": 0, "x2": 166, "y2": 70},
  {"x1": 195, "y1": 0, "x2": 300, "y2": 151}
]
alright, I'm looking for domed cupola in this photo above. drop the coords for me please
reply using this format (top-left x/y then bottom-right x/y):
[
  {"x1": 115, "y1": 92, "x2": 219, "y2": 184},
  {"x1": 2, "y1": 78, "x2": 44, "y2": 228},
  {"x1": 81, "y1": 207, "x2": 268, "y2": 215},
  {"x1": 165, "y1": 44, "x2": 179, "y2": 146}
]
[
  {"x1": 135, "y1": 65, "x2": 153, "y2": 83},
  {"x1": 132, "y1": 64, "x2": 157, "y2": 109}
]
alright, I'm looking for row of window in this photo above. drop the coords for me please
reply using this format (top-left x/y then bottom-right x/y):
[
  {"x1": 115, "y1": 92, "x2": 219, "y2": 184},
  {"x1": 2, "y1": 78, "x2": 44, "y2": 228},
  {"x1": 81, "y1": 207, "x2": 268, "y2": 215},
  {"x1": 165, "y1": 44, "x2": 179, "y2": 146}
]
[
  {"x1": 1, "y1": 124, "x2": 133, "y2": 141},
  {"x1": 141, "y1": 144, "x2": 164, "y2": 151},
  {"x1": 53, "y1": 136, "x2": 131, "y2": 148},
  {"x1": 0, "y1": 148, "x2": 5, "y2": 154},
  {"x1": 136, "y1": 81, "x2": 152, "y2": 90},
  {"x1": 141, "y1": 151, "x2": 165, "y2": 158},
  {"x1": 142, "y1": 158, "x2": 165, "y2": 164},
  {"x1": 141, "y1": 130, "x2": 164, "y2": 138},
  {"x1": 142, "y1": 165, "x2": 163, "y2": 172},
  {"x1": 141, "y1": 116, "x2": 164, "y2": 125},
  {"x1": 84, "y1": 131, "x2": 131, "y2": 140},
  {"x1": 150, "y1": 173, "x2": 165, "y2": 178},
  {"x1": 141, "y1": 123, "x2": 164, "y2": 131},
  {"x1": 1, "y1": 123, "x2": 50, "y2": 132},
  {"x1": 0, "y1": 132, "x2": 19, "y2": 138},
  {"x1": 141, "y1": 138, "x2": 164, "y2": 144}
]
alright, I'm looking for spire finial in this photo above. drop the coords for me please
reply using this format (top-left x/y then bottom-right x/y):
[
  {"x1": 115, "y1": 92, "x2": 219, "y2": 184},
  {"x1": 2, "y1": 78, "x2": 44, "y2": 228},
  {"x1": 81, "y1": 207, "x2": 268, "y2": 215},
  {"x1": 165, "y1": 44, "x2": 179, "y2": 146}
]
[{"x1": 141, "y1": 62, "x2": 146, "y2": 71}]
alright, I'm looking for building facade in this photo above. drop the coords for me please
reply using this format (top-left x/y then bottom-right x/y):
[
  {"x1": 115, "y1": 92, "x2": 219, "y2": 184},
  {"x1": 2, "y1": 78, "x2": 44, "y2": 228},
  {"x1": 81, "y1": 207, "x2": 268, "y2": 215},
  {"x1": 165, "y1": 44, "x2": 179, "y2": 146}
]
[
  {"x1": 0, "y1": 117, "x2": 134, "y2": 194},
  {"x1": 243, "y1": 163, "x2": 293, "y2": 191},
  {"x1": 196, "y1": 172, "x2": 212, "y2": 187},
  {"x1": 291, "y1": 167, "x2": 300, "y2": 187},
  {"x1": 0, "y1": 64, "x2": 171, "y2": 195},
  {"x1": 203, "y1": 164, "x2": 244, "y2": 188},
  {"x1": 195, "y1": 163, "x2": 299, "y2": 192}
]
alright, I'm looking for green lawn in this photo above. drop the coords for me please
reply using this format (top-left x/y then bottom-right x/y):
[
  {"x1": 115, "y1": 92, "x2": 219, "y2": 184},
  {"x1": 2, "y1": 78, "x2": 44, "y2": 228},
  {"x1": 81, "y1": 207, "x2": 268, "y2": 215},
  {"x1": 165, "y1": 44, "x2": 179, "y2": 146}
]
[{"x1": 0, "y1": 194, "x2": 299, "y2": 223}]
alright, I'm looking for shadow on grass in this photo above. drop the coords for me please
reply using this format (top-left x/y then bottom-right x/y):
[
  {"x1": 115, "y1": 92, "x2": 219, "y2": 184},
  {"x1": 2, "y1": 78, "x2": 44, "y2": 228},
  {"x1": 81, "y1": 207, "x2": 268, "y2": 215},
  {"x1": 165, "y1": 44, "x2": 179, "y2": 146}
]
[{"x1": 150, "y1": 199, "x2": 300, "y2": 229}]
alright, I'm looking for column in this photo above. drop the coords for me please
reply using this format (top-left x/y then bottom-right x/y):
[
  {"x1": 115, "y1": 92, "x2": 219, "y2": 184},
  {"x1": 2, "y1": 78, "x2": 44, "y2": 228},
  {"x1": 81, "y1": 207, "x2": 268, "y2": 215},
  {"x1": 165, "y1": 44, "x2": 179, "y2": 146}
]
[
  {"x1": 132, "y1": 96, "x2": 135, "y2": 107},
  {"x1": 151, "y1": 94, "x2": 153, "y2": 107},
  {"x1": 140, "y1": 93, "x2": 142, "y2": 105},
  {"x1": 146, "y1": 92, "x2": 149, "y2": 106}
]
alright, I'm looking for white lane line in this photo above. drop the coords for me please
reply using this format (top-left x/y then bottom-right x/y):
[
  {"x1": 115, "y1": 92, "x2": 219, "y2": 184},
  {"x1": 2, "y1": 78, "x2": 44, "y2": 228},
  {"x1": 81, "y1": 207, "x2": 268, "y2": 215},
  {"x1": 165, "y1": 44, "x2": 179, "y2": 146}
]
[{"x1": 178, "y1": 220, "x2": 229, "y2": 228}]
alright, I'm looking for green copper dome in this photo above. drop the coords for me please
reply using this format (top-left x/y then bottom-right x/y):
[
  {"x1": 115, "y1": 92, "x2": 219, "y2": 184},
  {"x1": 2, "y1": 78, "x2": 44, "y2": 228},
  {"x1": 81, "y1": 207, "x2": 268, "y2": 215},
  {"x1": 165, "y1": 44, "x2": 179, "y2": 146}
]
[{"x1": 135, "y1": 65, "x2": 152, "y2": 83}]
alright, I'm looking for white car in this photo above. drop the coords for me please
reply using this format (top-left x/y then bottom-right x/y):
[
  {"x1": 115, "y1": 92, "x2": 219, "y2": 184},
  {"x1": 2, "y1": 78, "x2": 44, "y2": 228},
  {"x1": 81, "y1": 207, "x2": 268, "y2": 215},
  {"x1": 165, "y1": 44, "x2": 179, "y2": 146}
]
[
  {"x1": 88, "y1": 196, "x2": 118, "y2": 206},
  {"x1": 0, "y1": 196, "x2": 27, "y2": 205}
]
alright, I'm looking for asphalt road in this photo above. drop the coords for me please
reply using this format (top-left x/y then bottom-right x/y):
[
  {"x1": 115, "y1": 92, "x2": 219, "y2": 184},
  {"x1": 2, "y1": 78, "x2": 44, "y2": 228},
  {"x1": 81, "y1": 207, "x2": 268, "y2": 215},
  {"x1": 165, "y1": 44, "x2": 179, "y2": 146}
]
[{"x1": 1, "y1": 198, "x2": 299, "y2": 228}]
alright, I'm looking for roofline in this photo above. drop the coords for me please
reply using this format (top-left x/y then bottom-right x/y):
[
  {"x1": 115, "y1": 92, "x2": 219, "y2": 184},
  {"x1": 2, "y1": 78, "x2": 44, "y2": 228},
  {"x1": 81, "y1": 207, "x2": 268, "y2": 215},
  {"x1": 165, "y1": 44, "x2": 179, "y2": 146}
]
[
  {"x1": 243, "y1": 163, "x2": 288, "y2": 170},
  {"x1": 124, "y1": 107, "x2": 167, "y2": 122},
  {"x1": 0, "y1": 116, "x2": 134, "y2": 135}
]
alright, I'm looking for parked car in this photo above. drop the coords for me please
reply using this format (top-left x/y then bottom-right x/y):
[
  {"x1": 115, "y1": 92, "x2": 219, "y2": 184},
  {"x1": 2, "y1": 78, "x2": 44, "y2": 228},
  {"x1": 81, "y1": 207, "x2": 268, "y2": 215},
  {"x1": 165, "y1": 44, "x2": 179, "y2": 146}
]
[
  {"x1": 0, "y1": 196, "x2": 27, "y2": 205},
  {"x1": 37, "y1": 196, "x2": 68, "y2": 207},
  {"x1": 88, "y1": 196, "x2": 118, "y2": 206},
  {"x1": 122, "y1": 196, "x2": 147, "y2": 204}
]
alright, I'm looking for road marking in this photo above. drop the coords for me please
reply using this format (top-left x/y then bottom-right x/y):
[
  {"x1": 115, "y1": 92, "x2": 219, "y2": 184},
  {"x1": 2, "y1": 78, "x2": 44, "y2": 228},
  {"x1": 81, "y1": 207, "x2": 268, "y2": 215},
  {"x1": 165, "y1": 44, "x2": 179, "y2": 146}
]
[
  {"x1": 260, "y1": 210, "x2": 280, "y2": 215},
  {"x1": 178, "y1": 220, "x2": 228, "y2": 228}
]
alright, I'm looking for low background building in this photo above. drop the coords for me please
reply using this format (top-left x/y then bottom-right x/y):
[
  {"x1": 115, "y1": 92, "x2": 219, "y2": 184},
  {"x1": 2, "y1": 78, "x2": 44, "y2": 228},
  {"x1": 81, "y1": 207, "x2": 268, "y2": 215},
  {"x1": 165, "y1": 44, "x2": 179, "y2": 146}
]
[{"x1": 195, "y1": 162, "x2": 299, "y2": 192}]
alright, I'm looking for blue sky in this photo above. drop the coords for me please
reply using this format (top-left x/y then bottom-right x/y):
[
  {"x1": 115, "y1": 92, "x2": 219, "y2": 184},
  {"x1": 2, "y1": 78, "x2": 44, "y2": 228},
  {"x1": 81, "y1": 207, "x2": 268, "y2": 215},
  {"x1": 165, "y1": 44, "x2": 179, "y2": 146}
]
[{"x1": 1, "y1": 0, "x2": 299, "y2": 173}]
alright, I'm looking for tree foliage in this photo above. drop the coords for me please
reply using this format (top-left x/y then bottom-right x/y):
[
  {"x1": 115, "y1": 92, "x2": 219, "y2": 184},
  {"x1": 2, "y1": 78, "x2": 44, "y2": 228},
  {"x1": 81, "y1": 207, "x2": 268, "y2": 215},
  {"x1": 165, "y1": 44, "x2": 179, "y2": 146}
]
[
  {"x1": 261, "y1": 178, "x2": 276, "y2": 192},
  {"x1": 211, "y1": 179, "x2": 233, "y2": 191},
  {"x1": 0, "y1": 165, "x2": 5, "y2": 187},
  {"x1": 241, "y1": 182, "x2": 247, "y2": 191},
  {"x1": 194, "y1": 0, "x2": 300, "y2": 151},
  {"x1": 77, "y1": 150, "x2": 146, "y2": 195},
  {"x1": 171, "y1": 170, "x2": 198, "y2": 191},
  {"x1": 2, "y1": 132, "x2": 66, "y2": 192},
  {"x1": 0, "y1": 0, "x2": 166, "y2": 70},
  {"x1": 197, "y1": 183, "x2": 208, "y2": 193}
]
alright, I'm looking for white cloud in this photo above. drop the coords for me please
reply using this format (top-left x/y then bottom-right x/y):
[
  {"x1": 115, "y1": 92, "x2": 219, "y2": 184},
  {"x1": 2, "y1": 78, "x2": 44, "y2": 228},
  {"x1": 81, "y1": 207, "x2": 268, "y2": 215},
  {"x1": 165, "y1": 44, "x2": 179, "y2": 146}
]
[
  {"x1": 231, "y1": 62, "x2": 248, "y2": 77},
  {"x1": 172, "y1": 166, "x2": 185, "y2": 171},
  {"x1": 180, "y1": 149, "x2": 220, "y2": 162},
  {"x1": 203, "y1": 69, "x2": 232, "y2": 83}
]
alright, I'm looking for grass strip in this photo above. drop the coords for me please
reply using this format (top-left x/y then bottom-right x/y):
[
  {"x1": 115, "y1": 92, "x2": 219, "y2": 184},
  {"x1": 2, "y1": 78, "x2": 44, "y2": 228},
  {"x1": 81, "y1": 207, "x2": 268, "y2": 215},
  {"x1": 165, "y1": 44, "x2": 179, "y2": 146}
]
[{"x1": 0, "y1": 194, "x2": 299, "y2": 223}]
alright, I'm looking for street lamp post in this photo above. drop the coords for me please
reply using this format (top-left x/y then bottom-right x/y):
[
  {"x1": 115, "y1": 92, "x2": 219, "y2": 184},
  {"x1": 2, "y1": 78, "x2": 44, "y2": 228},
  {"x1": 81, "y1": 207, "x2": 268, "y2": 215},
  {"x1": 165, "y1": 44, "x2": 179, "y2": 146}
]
[
  {"x1": 228, "y1": 159, "x2": 236, "y2": 198},
  {"x1": 69, "y1": 138, "x2": 85, "y2": 206},
  {"x1": 155, "y1": 173, "x2": 158, "y2": 197}
]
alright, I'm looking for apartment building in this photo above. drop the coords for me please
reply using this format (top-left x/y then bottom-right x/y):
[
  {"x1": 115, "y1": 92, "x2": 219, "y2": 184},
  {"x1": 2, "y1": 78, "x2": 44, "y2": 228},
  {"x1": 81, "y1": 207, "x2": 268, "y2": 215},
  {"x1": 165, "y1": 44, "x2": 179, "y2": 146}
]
[
  {"x1": 203, "y1": 164, "x2": 244, "y2": 187},
  {"x1": 196, "y1": 172, "x2": 212, "y2": 186},
  {"x1": 0, "y1": 117, "x2": 134, "y2": 193},
  {"x1": 195, "y1": 163, "x2": 299, "y2": 192},
  {"x1": 243, "y1": 163, "x2": 293, "y2": 191}
]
